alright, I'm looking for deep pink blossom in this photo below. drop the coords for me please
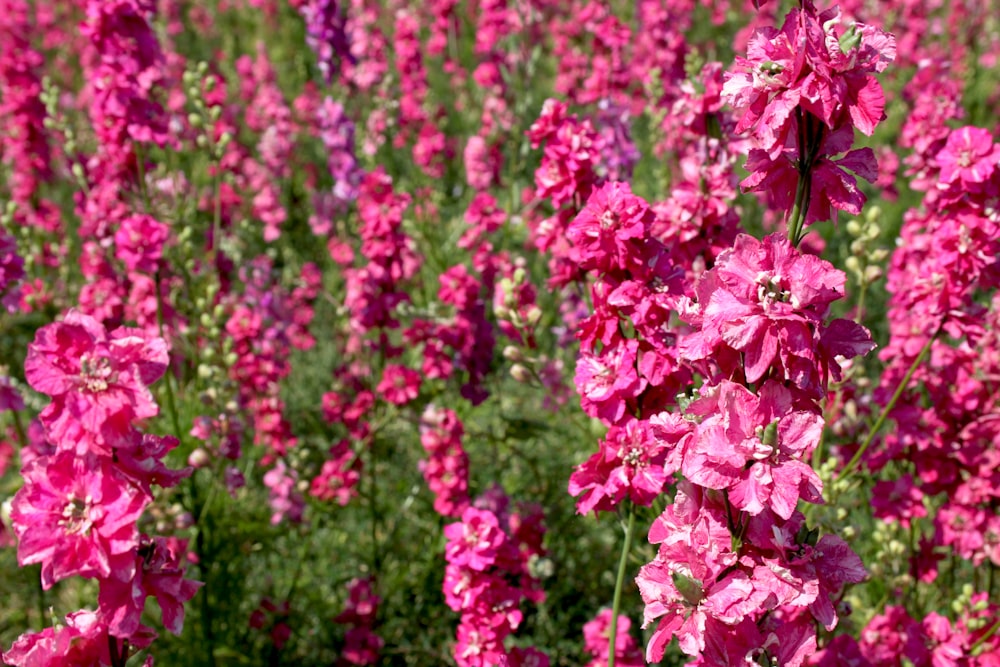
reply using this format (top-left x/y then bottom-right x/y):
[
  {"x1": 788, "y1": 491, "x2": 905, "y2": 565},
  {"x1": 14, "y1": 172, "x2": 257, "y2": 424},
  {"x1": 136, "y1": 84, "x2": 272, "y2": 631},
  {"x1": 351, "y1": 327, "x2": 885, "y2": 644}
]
[
  {"x1": 10, "y1": 451, "x2": 148, "y2": 589},
  {"x1": 2, "y1": 610, "x2": 111, "y2": 667},
  {"x1": 567, "y1": 181, "x2": 652, "y2": 274},
  {"x1": 98, "y1": 535, "x2": 202, "y2": 637},
  {"x1": 444, "y1": 508, "x2": 506, "y2": 572},
  {"x1": 24, "y1": 310, "x2": 169, "y2": 453},
  {"x1": 682, "y1": 381, "x2": 824, "y2": 519}
]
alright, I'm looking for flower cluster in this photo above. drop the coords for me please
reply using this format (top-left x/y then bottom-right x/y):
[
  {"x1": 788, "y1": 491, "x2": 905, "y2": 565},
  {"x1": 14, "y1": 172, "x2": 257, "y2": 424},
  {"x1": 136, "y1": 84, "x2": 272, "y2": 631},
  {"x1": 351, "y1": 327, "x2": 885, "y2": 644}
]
[
  {"x1": 6, "y1": 310, "x2": 197, "y2": 664},
  {"x1": 334, "y1": 577, "x2": 383, "y2": 666},
  {"x1": 567, "y1": 181, "x2": 689, "y2": 515},
  {"x1": 581, "y1": 609, "x2": 643, "y2": 667},
  {"x1": 419, "y1": 405, "x2": 470, "y2": 517},
  {"x1": 295, "y1": 0, "x2": 352, "y2": 85},
  {"x1": 442, "y1": 494, "x2": 546, "y2": 667},
  {"x1": 864, "y1": 122, "x2": 1000, "y2": 578},
  {"x1": 724, "y1": 2, "x2": 896, "y2": 231}
]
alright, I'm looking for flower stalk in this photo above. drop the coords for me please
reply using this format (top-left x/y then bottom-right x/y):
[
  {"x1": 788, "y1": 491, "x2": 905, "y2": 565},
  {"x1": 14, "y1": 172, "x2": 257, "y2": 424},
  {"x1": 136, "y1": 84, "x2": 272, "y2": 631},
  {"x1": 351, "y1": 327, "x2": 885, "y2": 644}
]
[{"x1": 608, "y1": 503, "x2": 635, "y2": 667}]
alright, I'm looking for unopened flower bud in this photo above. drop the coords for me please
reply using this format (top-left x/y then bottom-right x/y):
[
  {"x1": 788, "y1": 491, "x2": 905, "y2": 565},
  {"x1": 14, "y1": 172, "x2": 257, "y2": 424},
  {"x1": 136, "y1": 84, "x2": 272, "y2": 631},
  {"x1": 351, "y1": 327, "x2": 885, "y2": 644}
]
[
  {"x1": 846, "y1": 220, "x2": 863, "y2": 237},
  {"x1": 864, "y1": 265, "x2": 883, "y2": 282},
  {"x1": 188, "y1": 448, "x2": 211, "y2": 468},
  {"x1": 510, "y1": 363, "x2": 532, "y2": 383},
  {"x1": 503, "y1": 345, "x2": 524, "y2": 362},
  {"x1": 524, "y1": 305, "x2": 542, "y2": 327},
  {"x1": 865, "y1": 205, "x2": 882, "y2": 223}
]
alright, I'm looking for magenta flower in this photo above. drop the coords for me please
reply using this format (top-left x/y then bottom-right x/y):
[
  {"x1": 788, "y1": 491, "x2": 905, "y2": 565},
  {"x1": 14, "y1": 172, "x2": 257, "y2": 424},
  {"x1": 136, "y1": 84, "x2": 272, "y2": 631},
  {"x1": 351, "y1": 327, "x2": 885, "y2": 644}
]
[
  {"x1": 113, "y1": 214, "x2": 169, "y2": 273},
  {"x1": 376, "y1": 364, "x2": 422, "y2": 406},
  {"x1": 934, "y1": 126, "x2": 1000, "y2": 188},
  {"x1": 2, "y1": 610, "x2": 111, "y2": 666},
  {"x1": 568, "y1": 415, "x2": 690, "y2": 515},
  {"x1": 575, "y1": 338, "x2": 645, "y2": 425},
  {"x1": 24, "y1": 310, "x2": 169, "y2": 454},
  {"x1": 681, "y1": 234, "x2": 874, "y2": 397},
  {"x1": 682, "y1": 381, "x2": 824, "y2": 519},
  {"x1": 10, "y1": 451, "x2": 148, "y2": 589},
  {"x1": 444, "y1": 508, "x2": 507, "y2": 572},
  {"x1": 567, "y1": 181, "x2": 652, "y2": 274},
  {"x1": 98, "y1": 535, "x2": 202, "y2": 637}
]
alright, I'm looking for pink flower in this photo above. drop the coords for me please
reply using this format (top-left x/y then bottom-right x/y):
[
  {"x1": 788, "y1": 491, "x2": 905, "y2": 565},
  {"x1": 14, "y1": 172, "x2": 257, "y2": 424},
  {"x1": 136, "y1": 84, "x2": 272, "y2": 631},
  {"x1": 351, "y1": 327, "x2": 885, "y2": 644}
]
[
  {"x1": 24, "y1": 310, "x2": 169, "y2": 454},
  {"x1": 2, "y1": 610, "x2": 110, "y2": 666},
  {"x1": 10, "y1": 452, "x2": 148, "y2": 589},
  {"x1": 113, "y1": 214, "x2": 169, "y2": 273},
  {"x1": 682, "y1": 381, "x2": 824, "y2": 519},
  {"x1": 934, "y1": 126, "x2": 1000, "y2": 188},
  {"x1": 376, "y1": 364, "x2": 422, "y2": 406},
  {"x1": 681, "y1": 234, "x2": 874, "y2": 397},
  {"x1": 98, "y1": 535, "x2": 202, "y2": 637},
  {"x1": 444, "y1": 508, "x2": 506, "y2": 572},
  {"x1": 567, "y1": 181, "x2": 652, "y2": 274},
  {"x1": 582, "y1": 609, "x2": 644, "y2": 667},
  {"x1": 575, "y1": 338, "x2": 645, "y2": 425},
  {"x1": 568, "y1": 415, "x2": 690, "y2": 515}
]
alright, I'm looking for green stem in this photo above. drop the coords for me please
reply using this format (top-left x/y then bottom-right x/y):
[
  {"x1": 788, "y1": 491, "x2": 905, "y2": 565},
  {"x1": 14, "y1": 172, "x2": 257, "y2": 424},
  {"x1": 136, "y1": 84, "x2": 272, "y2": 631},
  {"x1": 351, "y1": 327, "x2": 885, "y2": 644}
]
[
  {"x1": 971, "y1": 619, "x2": 1000, "y2": 654},
  {"x1": 154, "y1": 269, "x2": 183, "y2": 440},
  {"x1": 855, "y1": 278, "x2": 868, "y2": 325},
  {"x1": 786, "y1": 170, "x2": 810, "y2": 247},
  {"x1": 837, "y1": 333, "x2": 936, "y2": 482},
  {"x1": 134, "y1": 141, "x2": 152, "y2": 213},
  {"x1": 608, "y1": 504, "x2": 636, "y2": 667},
  {"x1": 9, "y1": 406, "x2": 28, "y2": 451}
]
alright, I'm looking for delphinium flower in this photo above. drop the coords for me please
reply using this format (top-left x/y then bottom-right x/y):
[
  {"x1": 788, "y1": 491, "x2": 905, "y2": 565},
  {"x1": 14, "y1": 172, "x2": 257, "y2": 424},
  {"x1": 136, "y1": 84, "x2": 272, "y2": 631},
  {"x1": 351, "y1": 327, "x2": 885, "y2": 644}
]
[
  {"x1": 235, "y1": 45, "x2": 295, "y2": 242},
  {"x1": 8, "y1": 310, "x2": 196, "y2": 663},
  {"x1": 334, "y1": 577, "x2": 383, "y2": 666},
  {"x1": 858, "y1": 120, "x2": 1000, "y2": 584},
  {"x1": 442, "y1": 495, "x2": 548, "y2": 667},
  {"x1": 0, "y1": 0, "x2": 52, "y2": 210},
  {"x1": 723, "y1": 1, "x2": 895, "y2": 240},
  {"x1": 652, "y1": 62, "x2": 742, "y2": 280},
  {"x1": 392, "y1": 9, "x2": 448, "y2": 179},
  {"x1": 550, "y1": 3, "x2": 635, "y2": 108},
  {"x1": 525, "y1": 98, "x2": 606, "y2": 288},
  {"x1": 23, "y1": 310, "x2": 169, "y2": 454},
  {"x1": 309, "y1": 438, "x2": 361, "y2": 506},
  {"x1": 846, "y1": 595, "x2": 1000, "y2": 666},
  {"x1": 296, "y1": 0, "x2": 351, "y2": 84},
  {"x1": 0, "y1": 231, "x2": 25, "y2": 313},
  {"x1": 2, "y1": 610, "x2": 114, "y2": 666},
  {"x1": 626, "y1": 174, "x2": 874, "y2": 664},
  {"x1": 582, "y1": 609, "x2": 644, "y2": 667},
  {"x1": 80, "y1": 0, "x2": 172, "y2": 179},
  {"x1": 339, "y1": 0, "x2": 387, "y2": 92},
  {"x1": 310, "y1": 97, "x2": 362, "y2": 235},
  {"x1": 566, "y1": 181, "x2": 695, "y2": 520},
  {"x1": 225, "y1": 258, "x2": 319, "y2": 468},
  {"x1": 678, "y1": 233, "x2": 874, "y2": 399},
  {"x1": 419, "y1": 405, "x2": 470, "y2": 518}
]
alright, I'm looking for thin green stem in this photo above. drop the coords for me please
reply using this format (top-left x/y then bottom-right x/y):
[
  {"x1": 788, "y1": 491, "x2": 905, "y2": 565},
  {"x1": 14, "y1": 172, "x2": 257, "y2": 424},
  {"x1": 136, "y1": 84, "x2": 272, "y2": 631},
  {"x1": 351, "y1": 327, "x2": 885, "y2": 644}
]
[
  {"x1": 134, "y1": 141, "x2": 152, "y2": 213},
  {"x1": 971, "y1": 619, "x2": 1000, "y2": 653},
  {"x1": 154, "y1": 269, "x2": 183, "y2": 440},
  {"x1": 9, "y1": 406, "x2": 28, "y2": 451},
  {"x1": 608, "y1": 504, "x2": 636, "y2": 667},
  {"x1": 855, "y1": 278, "x2": 868, "y2": 325},
  {"x1": 837, "y1": 333, "x2": 936, "y2": 482},
  {"x1": 786, "y1": 170, "x2": 810, "y2": 247}
]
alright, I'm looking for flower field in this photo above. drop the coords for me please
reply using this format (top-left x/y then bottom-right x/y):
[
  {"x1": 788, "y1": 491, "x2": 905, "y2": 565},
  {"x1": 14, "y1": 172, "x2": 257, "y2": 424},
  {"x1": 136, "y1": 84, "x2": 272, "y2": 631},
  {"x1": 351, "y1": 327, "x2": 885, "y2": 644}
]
[{"x1": 1, "y1": 0, "x2": 999, "y2": 665}]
